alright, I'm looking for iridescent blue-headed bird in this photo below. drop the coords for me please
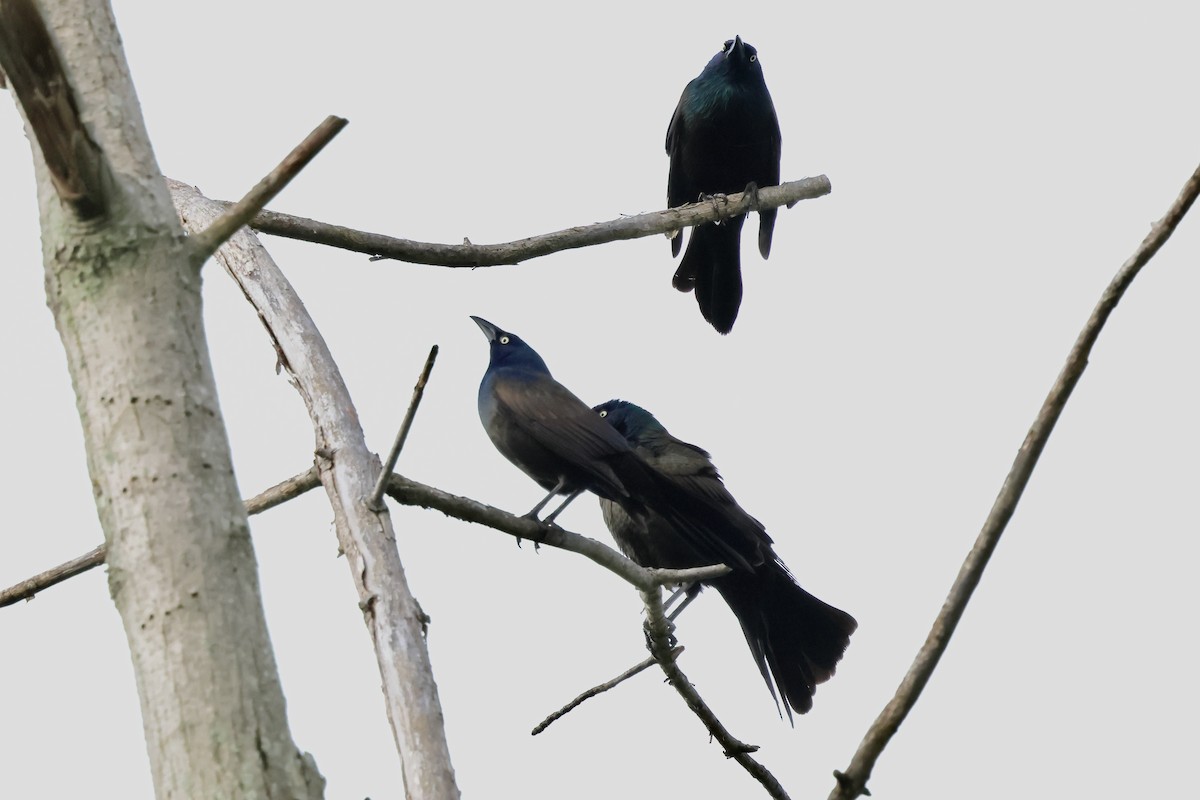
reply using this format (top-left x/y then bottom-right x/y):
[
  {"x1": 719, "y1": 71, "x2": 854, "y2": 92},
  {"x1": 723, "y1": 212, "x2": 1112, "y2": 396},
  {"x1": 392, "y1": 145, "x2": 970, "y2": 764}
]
[
  {"x1": 470, "y1": 317, "x2": 757, "y2": 570},
  {"x1": 667, "y1": 36, "x2": 782, "y2": 334},
  {"x1": 595, "y1": 399, "x2": 855, "y2": 719}
]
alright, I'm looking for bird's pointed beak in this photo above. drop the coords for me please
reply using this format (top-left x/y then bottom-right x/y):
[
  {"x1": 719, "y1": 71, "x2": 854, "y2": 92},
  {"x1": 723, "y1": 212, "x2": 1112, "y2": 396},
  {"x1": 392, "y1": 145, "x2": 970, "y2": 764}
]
[
  {"x1": 729, "y1": 35, "x2": 744, "y2": 59},
  {"x1": 470, "y1": 315, "x2": 499, "y2": 342}
]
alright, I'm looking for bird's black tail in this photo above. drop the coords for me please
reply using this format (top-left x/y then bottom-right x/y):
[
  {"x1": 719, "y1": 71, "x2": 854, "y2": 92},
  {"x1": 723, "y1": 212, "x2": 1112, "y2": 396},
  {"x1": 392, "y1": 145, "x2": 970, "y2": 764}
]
[
  {"x1": 712, "y1": 561, "x2": 856, "y2": 719},
  {"x1": 672, "y1": 218, "x2": 745, "y2": 334}
]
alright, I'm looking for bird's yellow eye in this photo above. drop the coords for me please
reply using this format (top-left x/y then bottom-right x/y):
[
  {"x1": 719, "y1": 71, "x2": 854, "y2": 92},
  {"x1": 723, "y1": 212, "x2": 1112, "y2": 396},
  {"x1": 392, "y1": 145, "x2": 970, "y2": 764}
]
[
  {"x1": 749, "y1": 54, "x2": 757, "y2": 63},
  {"x1": 599, "y1": 410, "x2": 608, "y2": 418},
  {"x1": 499, "y1": 335, "x2": 510, "y2": 345}
]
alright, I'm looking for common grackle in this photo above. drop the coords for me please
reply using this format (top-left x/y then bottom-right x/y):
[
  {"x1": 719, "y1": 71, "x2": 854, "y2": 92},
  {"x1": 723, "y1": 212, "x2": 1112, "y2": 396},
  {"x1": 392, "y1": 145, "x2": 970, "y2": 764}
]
[
  {"x1": 470, "y1": 317, "x2": 756, "y2": 569},
  {"x1": 595, "y1": 399, "x2": 855, "y2": 719},
  {"x1": 667, "y1": 36, "x2": 782, "y2": 334}
]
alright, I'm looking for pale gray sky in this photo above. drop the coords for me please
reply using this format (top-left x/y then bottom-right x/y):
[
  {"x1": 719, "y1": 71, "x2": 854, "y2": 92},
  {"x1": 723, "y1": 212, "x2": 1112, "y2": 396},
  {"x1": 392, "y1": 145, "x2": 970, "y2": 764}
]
[{"x1": 2, "y1": 3, "x2": 1197, "y2": 798}]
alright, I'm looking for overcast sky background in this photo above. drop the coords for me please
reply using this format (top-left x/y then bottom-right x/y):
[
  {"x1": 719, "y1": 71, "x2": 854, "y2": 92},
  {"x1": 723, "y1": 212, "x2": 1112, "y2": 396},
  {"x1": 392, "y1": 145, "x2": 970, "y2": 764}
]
[{"x1": 2, "y1": 3, "x2": 1197, "y2": 799}]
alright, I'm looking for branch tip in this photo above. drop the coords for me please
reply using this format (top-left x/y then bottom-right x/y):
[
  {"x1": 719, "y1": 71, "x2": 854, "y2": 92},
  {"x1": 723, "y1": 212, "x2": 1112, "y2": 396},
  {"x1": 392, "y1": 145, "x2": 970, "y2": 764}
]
[
  {"x1": 368, "y1": 345, "x2": 440, "y2": 510},
  {"x1": 190, "y1": 115, "x2": 348, "y2": 260}
]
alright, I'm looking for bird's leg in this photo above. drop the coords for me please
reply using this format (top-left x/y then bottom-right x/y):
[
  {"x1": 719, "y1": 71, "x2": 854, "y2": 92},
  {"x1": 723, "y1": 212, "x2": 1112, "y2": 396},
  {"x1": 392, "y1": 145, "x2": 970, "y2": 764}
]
[
  {"x1": 665, "y1": 583, "x2": 702, "y2": 622},
  {"x1": 523, "y1": 478, "x2": 568, "y2": 520},
  {"x1": 542, "y1": 489, "x2": 583, "y2": 526},
  {"x1": 662, "y1": 582, "x2": 695, "y2": 617},
  {"x1": 517, "y1": 478, "x2": 570, "y2": 550}
]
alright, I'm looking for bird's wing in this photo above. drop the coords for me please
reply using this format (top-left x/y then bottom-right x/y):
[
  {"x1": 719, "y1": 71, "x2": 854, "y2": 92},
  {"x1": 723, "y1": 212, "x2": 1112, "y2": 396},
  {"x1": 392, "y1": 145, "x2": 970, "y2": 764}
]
[
  {"x1": 492, "y1": 375, "x2": 633, "y2": 491},
  {"x1": 644, "y1": 437, "x2": 775, "y2": 551},
  {"x1": 665, "y1": 89, "x2": 691, "y2": 263}
]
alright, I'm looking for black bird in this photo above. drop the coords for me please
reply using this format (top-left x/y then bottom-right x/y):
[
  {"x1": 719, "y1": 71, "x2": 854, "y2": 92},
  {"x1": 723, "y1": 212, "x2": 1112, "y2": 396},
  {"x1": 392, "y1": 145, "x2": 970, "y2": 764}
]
[
  {"x1": 470, "y1": 317, "x2": 756, "y2": 570},
  {"x1": 594, "y1": 399, "x2": 855, "y2": 719},
  {"x1": 667, "y1": 36, "x2": 782, "y2": 334}
]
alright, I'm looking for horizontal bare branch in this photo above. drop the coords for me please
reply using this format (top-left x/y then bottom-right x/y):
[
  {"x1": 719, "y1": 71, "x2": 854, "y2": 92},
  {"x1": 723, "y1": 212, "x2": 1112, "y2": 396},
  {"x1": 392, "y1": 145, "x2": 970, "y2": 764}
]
[
  {"x1": 0, "y1": 466, "x2": 321, "y2": 607},
  {"x1": 384, "y1": 473, "x2": 730, "y2": 591},
  {"x1": 189, "y1": 115, "x2": 347, "y2": 261},
  {"x1": 828, "y1": 162, "x2": 1200, "y2": 800},
  {"x1": 235, "y1": 175, "x2": 830, "y2": 267}
]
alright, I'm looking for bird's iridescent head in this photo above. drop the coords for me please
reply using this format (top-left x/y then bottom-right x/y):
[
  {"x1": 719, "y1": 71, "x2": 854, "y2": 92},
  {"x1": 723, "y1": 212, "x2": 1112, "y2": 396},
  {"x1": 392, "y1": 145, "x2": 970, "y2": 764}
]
[
  {"x1": 593, "y1": 399, "x2": 668, "y2": 444},
  {"x1": 703, "y1": 35, "x2": 761, "y2": 78},
  {"x1": 470, "y1": 316, "x2": 550, "y2": 374}
]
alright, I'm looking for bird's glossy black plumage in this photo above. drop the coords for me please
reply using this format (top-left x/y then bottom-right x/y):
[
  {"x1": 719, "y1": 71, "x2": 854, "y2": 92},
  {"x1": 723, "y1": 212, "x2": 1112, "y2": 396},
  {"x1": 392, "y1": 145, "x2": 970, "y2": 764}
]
[
  {"x1": 594, "y1": 399, "x2": 855, "y2": 719},
  {"x1": 667, "y1": 36, "x2": 782, "y2": 334},
  {"x1": 470, "y1": 317, "x2": 756, "y2": 570}
]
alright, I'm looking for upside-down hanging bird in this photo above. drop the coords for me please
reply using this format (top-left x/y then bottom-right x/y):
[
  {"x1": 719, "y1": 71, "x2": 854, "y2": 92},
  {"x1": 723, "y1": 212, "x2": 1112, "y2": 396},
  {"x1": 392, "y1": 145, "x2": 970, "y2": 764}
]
[
  {"x1": 595, "y1": 399, "x2": 855, "y2": 719},
  {"x1": 667, "y1": 36, "x2": 782, "y2": 334}
]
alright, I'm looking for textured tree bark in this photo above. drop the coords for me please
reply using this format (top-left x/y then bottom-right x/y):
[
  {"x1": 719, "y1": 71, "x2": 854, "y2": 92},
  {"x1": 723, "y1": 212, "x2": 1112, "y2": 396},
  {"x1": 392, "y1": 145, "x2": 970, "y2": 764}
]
[
  {"x1": 1, "y1": 1, "x2": 323, "y2": 796},
  {"x1": 171, "y1": 182, "x2": 462, "y2": 800}
]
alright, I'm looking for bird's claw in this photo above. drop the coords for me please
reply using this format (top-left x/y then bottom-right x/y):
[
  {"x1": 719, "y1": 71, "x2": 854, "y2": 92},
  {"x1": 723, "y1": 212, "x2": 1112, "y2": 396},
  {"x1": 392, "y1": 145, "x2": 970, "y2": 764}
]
[
  {"x1": 697, "y1": 192, "x2": 732, "y2": 224},
  {"x1": 642, "y1": 617, "x2": 679, "y2": 652},
  {"x1": 742, "y1": 181, "x2": 761, "y2": 212}
]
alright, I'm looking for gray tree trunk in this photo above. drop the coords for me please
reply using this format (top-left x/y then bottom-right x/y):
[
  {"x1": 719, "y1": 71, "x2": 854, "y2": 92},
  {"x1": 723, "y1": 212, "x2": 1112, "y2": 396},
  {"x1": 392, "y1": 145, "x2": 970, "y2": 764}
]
[{"x1": 2, "y1": 1, "x2": 323, "y2": 796}]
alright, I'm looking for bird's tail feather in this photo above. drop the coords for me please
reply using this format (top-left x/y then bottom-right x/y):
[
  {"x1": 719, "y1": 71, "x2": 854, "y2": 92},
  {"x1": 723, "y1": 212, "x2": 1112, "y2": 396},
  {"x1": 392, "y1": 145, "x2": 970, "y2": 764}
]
[
  {"x1": 673, "y1": 219, "x2": 744, "y2": 334},
  {"x1": 713, "y1": 562, "x2": 856, "y2": 719},
  {"x1": 757, "y1": 208, "x2": 777, "y2": 260}
]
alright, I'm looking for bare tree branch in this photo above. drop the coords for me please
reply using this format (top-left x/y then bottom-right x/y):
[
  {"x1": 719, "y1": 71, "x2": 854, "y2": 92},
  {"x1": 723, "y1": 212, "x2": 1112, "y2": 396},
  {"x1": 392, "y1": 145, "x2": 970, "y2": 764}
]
[
  {"x1": 0, "y1": 545, "x2": 105, "y2": 608},
  {"x1": 232, "y1": 175, "x2": 830, "y2": 267},
  {"x1": 368, "y1": 345, "x2": 439, "y2": 511},
  {"x1": 170, "y1": 181, "x2": 462, "y2": 800},
  {"x1": 531, "y1": 648, "x2": 684, "y2": 736},
  {"x1": 189, "y1": 115, "x2": 347, "y2": 261},
  {"x1": 384, "y1": 473, "x2": 729, "y2": 591},
  {"x1": 828, "y1": 162, "x2": 1200, "y2": 800},
  {"x1": 0, "y1": 466, "x2": 321, "y2": 608},
  {"x1": 245, "y1": 465, "x2": 322, "y2": 514},
  {"x1": 640, "y1": 588, "x2": 792, "y2": 800}
]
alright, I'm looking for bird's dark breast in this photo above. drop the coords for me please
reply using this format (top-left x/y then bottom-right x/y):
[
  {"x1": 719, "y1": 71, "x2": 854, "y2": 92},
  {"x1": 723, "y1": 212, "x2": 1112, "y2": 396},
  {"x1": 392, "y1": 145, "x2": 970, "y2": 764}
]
[
  {"x1": 478, "y1": 394, "x2": 578, "y2": 494},
  {"x1": 676, "y1": 115, "x2": 780, "y2": 198},
  {"x1": 600, "y1": 500, "x2": 712, "y2": 568}
]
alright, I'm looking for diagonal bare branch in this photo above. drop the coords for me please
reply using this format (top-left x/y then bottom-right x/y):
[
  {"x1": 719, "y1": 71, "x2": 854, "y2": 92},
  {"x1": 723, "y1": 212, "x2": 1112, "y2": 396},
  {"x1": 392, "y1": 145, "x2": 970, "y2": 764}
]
[
  {"x1": 640, "y1": 588, "x2": 791, "y2": 800},
  {"x1": 384, "y1": 472, "x2": 729, "y2": 591},
  {"x1": 189, "y1": 115, "x2": 347, "y2": 261},
  {"x1": 232, "y1": 175, "x2": 829, "y2": 267},
  {"x1": 828, "y1": 163, "x2": 1200, "y2": 800},
  {"x1": 368, "y1": 345, "x2": 439, "y2": 510},
  {"x1": 170, "y1": 180, "x2": 462, "y2": 800},
  {"x1": 0, "y1": 545, "x2": 105, "y2": 608},
  {"x1": 0, "y1": 466, "x2": 321, "y2": 608},
  {"x1": 531, "y1": 648, "x2": 683, "y2": 736}
]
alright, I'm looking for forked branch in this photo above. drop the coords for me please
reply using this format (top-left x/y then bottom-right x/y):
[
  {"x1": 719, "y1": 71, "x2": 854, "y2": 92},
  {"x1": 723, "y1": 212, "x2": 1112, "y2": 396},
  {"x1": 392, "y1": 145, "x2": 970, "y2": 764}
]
[{"x1": 232, "y1": 176, "x2": 830, "y2": 267}]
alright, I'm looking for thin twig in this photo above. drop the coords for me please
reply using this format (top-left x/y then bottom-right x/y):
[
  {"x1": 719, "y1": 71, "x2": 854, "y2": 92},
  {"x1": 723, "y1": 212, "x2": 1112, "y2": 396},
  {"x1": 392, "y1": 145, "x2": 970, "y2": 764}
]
[
  {"x1": 235, "y1": 176, "x2": 829, "y2": 267},
  {"x1": 189, "y1": 115, "x2": 348, "y2": 261},
  {"x1": 246, "y1": 465, "x2": 321, "y2": 514},
  {"x1": 368, "y1": 345, "x2": 439, "y2": 511},
  {"x1": 829, "y1": 163, "x2": 1200, "y2": 800},
  {"x1": 385, "y1": 472, "x2": 729, "y2": 591},
  {"x1": 640, "y1": 588, "x2": 791, "y2": 800},
  {"x1": 0, "y1": 466, "x2": 321, "y2": 608},
  {"x1": 531, "y1": 647, "x2": 683, "y2": 736},
  {"x1": 0, "y1": 546, "x2": 105, "y2": 608}
]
